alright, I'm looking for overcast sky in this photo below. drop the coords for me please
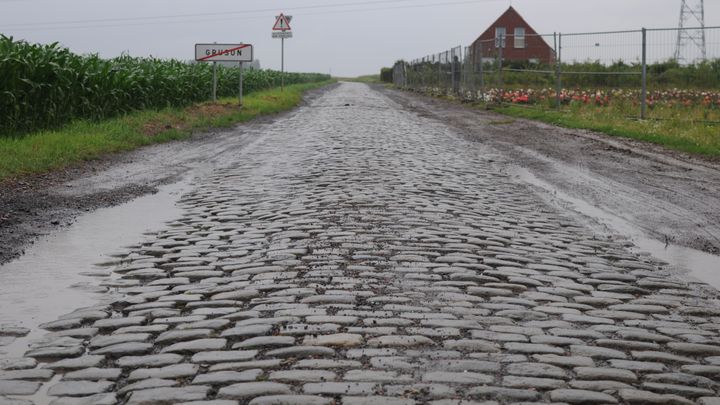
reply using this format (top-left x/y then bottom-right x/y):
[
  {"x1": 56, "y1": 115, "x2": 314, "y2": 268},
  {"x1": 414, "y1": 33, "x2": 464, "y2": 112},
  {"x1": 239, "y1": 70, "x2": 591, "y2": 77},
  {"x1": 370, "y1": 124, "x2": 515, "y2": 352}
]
[{"x1": 1, "y1": 0, "x2": 718, "y2": 76}]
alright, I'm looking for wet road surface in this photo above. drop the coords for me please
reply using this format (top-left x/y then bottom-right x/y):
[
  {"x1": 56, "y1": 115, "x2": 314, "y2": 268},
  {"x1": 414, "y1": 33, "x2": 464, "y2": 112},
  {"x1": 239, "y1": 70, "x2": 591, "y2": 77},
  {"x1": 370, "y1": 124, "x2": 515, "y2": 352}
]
[
  {"x1": 381, "y1": 87, "x2": 720, "y2": 257},
  {"x1": 2, "y1": 82, "x2": 720, "y2": 404}
]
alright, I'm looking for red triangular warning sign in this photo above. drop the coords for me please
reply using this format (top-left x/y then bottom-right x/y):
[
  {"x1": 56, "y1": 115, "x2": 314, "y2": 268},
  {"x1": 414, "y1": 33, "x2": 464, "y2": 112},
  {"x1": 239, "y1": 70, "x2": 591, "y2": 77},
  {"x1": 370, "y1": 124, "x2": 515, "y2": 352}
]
[{"x1": 273, "y1": 13, "x2": 291, "y2": 31}]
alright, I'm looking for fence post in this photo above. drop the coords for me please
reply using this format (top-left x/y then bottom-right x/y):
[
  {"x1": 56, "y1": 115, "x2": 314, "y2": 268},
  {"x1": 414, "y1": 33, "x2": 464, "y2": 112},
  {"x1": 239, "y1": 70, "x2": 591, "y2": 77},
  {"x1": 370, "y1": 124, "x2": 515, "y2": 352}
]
[
  {"x1": 461, "y1": 48, "x2": 467, "y2": 95},
  {"x1": 444, "y1": 51, "x2": 448, "y2": 92},
  {"x1": 498, "y1": 35, "x2": 504, "y2": 102},
  {"x1": 641, "y1": 28, "x2": 647, "y2": 119},
  {"x1": 455, "y1": 47, "x2": 461, "y2": 95},
  {"x1": 452, "y1": 49, "x2": 457, "y2": 95},
  {"x1": 555, "y1": 32, "x2": 562, "y2": 109},
  {"x1": 446, "y1": 50, "x2": 450, "y2": 92},
  {"x1": 479, "y1": 46, "x2": 485, "y2": 102},
  {"x1": 437, "y1": 54, "x2": 442, "y2": 89},
  {"x1": 403, "y1": 63, "x2": 408, "y2": 88}
]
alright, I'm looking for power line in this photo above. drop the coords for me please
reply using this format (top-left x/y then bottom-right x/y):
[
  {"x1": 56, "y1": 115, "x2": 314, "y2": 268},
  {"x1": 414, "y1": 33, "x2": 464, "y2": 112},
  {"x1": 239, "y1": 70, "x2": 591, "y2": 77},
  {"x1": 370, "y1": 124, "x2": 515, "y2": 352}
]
[
  {"x1": 3, "y1": 0, "x2": 499, "y2": 32},
  {"x1": 1, "y1": 0, "x2": 502, "y2": 29}
]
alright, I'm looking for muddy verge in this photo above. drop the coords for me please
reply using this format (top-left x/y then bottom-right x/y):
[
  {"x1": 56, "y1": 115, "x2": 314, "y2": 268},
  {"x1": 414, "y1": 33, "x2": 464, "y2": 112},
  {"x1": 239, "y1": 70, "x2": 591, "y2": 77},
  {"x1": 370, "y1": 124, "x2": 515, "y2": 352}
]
[
  {"x1": 381, "y1": 86, "x2": 720, "y2": 255},
  {"x1": 0, "y1": 84, "x2": 337, "y2": 264}
]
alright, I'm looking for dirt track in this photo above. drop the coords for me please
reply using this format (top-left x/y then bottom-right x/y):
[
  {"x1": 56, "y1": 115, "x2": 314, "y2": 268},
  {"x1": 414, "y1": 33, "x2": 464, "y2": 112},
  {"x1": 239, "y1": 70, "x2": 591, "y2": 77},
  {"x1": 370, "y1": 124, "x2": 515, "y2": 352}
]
[{"x1": 381, "y1": 86, "x2": 720, "y2": 256}]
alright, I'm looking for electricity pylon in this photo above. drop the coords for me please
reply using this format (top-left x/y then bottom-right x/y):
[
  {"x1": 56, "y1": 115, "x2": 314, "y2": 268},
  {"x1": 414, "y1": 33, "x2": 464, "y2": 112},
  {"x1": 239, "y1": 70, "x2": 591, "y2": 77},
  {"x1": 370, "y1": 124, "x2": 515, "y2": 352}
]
[{"x1": 674, "y1": 0, "x2": 706, "y2": 63}]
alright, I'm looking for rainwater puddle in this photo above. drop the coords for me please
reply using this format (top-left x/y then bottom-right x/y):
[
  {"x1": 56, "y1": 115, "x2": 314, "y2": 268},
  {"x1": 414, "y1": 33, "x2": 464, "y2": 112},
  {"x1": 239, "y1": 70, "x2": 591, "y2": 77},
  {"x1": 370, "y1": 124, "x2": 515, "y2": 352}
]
[
  {"x1": 0, "y1": 179, "x2": 190, "y2": 362},
  {"x1": 515, "y1": 167, "x2": 720, "y2": 290}
]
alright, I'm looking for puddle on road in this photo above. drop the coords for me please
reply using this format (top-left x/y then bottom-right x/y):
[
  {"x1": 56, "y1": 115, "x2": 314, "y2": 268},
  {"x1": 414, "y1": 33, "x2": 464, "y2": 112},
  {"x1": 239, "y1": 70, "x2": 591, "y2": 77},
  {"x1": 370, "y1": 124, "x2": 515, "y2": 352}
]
[
  {"x1": 0, "y1": 180, "x2": 190, "y2": 363},
  {"x1": 515, "y1": 167, "x2": 720, "y2": 290}
]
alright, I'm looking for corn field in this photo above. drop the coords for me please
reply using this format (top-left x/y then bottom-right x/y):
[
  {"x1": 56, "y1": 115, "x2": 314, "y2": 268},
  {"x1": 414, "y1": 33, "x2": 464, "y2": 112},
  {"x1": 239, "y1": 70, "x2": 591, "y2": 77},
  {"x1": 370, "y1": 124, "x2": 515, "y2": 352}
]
[{"x1": 0, "y1": 36, "x2": 330, "y2": 136}]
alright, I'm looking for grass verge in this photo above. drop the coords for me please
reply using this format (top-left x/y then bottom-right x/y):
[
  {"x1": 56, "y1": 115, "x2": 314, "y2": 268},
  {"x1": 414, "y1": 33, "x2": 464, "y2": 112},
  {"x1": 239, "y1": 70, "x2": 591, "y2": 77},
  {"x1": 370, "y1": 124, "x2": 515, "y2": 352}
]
[
  {"x1": 492, "y1": 103, "x2": 720, "y2": 157},
  {"x1": 0, "y1": 81, "x2": 334, "y2": 181}
]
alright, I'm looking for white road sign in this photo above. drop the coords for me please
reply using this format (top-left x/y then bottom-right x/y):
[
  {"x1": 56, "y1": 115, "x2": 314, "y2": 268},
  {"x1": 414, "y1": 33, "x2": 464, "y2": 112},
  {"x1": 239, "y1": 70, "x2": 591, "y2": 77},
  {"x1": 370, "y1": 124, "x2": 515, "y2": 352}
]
[
  {"x1": 272, "y1": 32, "x2": 293, "y2": 39},
  {"x1": 195, "y1": 44, "x2": 253, "y2": 62}
]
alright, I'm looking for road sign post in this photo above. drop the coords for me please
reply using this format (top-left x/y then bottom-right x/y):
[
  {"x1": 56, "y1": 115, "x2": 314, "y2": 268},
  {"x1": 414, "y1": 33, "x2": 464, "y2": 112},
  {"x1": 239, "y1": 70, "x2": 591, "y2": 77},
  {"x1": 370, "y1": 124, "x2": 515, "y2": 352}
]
[
  {"x1": 212, "y1": 61, "x2": 217, "y2": 101},
  {"x1": 194, "y1": 43, "x2": 254, "y2": 103},
  {"x1": 239, "y1": 62, "x2": 244, "y2": 105},
  {"x1": 272, "y1": 14, "x2": 292, "y2": 92}
]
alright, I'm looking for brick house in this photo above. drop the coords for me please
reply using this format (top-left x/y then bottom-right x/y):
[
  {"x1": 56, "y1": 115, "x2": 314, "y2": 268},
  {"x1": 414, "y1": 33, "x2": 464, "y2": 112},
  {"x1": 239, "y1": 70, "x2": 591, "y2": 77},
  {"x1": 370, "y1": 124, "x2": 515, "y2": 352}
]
[{"x1": 470, "y1": 6, "x2": 555, "y2": 65}]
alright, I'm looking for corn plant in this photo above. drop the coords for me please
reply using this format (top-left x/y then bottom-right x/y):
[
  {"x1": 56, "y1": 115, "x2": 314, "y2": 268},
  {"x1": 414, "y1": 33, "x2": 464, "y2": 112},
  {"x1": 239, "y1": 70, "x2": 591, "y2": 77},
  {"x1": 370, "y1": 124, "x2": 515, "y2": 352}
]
[{"x1": 0, "y1": 35, "x2": 330, "y2": 136}]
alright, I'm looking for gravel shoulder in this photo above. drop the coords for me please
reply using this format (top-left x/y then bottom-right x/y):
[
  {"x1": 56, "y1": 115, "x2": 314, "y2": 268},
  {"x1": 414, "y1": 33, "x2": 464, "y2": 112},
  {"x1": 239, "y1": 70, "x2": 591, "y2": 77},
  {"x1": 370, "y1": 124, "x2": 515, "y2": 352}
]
[
  {"x1": 380, "y1": 86, "x2": 720, "y2": 255},
  {"x1": 0, "y1": 84, "x2": 338, "y2": 264}
]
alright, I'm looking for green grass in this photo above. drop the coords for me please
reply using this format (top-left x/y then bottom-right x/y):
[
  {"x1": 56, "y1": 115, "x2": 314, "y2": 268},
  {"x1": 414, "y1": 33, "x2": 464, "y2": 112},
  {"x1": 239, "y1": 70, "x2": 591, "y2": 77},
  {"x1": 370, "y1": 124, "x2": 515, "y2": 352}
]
[
  {"x1": 493, "y1": 102, "x2": 720, "y2": 156},
  {"x1": 0, "y1": 81, "x2": 334, "y2": 181}
]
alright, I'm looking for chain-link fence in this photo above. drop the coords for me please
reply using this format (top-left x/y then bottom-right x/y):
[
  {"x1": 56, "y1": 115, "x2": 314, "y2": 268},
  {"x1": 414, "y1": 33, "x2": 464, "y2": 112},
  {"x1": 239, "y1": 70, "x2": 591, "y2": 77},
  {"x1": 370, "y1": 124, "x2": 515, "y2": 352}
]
[{"x1": 393, "y1": 26, "x2": 720, "y2": 121}]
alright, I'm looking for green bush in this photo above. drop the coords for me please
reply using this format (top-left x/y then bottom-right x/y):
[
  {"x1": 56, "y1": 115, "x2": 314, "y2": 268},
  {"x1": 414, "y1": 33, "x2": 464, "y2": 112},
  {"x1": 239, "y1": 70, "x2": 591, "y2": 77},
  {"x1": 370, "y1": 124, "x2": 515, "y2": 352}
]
[
  {"x1": 0, "y1": 35, "x2": 330, "y2": 136},
  {"x1": 402, "y1": 55, "x2": 720, "y2": 90},
  {"x1": 380, "y1": 67, "x2": 393, "y2": 83}
]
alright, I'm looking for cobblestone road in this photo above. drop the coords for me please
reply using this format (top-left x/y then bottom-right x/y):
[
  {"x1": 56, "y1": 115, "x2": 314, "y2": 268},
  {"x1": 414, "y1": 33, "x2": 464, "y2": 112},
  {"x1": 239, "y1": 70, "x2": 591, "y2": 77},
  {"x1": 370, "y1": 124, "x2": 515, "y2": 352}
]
[{"x1": 2, "y1": 82, "x2": 720, "y2": 405}]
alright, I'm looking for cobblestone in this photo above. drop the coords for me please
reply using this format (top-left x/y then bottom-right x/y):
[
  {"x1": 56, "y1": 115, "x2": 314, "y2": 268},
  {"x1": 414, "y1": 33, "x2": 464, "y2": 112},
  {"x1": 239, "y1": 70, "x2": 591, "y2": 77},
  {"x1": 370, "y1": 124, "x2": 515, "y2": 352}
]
[
  {"x1": 2, "y1": 83, "x2": 720, "y2": 404},
  {"x1": 127, "y1": 386, "x2": 210, "y2": 404},
  {"x1": 550, "y1": 389, "x2": 618, "y2": 404},
  {"x1": 46, "y1": 381, "x2": 113, "y2": 397},
  {"x1": 217, "y1": 382, "x2": 292, "y2": 400},
  {"x1": 0, "y1": 381, "x2": 41, "y2": 396}
]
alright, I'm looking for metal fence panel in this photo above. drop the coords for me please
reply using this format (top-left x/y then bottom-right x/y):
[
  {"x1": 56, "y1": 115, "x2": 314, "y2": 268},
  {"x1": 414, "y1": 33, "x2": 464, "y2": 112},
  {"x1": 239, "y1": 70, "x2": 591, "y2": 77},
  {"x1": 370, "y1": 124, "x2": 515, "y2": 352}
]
[{"x1": 394, "y1": 26, "x2": 720, "y2": 122}]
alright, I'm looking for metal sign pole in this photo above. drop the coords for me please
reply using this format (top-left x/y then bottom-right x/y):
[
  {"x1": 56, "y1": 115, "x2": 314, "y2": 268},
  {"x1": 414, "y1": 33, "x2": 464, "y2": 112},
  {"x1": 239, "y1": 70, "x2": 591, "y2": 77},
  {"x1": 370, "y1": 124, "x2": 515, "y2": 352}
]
[
  {"x1": 239, "y1": 61, "x2": 244, "y2": 106},
  {"x1": 212, "y1": 61, "x2": 218, "y2": 102},
  {"x1": 641, "y1": 28, "x2": 647, "y2": 119},
  {"x1": 272, "y1": 13, "x2": 291, "y2": 91}
]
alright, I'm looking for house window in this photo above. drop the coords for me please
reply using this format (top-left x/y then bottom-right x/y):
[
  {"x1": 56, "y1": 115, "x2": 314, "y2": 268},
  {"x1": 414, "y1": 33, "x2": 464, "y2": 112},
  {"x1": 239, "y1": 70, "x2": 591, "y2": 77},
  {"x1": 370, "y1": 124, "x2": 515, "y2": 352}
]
[
  {"x1": 495, "y1": 27, "x2": 506, "y2": 48},
  {"x1": 514, "y1": 27, "x2": 526, "y2": 48}
]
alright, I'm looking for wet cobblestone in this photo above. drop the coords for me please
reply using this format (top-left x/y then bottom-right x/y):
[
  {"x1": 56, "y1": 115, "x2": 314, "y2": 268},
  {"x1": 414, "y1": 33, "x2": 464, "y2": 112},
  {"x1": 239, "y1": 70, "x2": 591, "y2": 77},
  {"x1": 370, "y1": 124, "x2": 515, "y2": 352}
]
[{"x1": 2, "y1": 83, "x2": 720, "y2": 404}]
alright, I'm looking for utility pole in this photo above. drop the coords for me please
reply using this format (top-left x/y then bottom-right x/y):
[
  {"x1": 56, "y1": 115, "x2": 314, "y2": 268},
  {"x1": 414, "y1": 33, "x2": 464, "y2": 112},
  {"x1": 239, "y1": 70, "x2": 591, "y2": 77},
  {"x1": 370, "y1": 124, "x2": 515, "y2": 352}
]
[{"x1": 675, "y1": 0, "x2": 706, "y2": 63}]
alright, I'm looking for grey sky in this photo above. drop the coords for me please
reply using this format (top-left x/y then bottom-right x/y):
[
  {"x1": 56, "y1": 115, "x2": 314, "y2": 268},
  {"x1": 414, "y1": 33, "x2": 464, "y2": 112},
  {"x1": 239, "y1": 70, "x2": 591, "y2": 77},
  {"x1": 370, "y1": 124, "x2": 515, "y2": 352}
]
[{"x1": 1, "y1": 0, "x2": 718, "y2": 76}]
